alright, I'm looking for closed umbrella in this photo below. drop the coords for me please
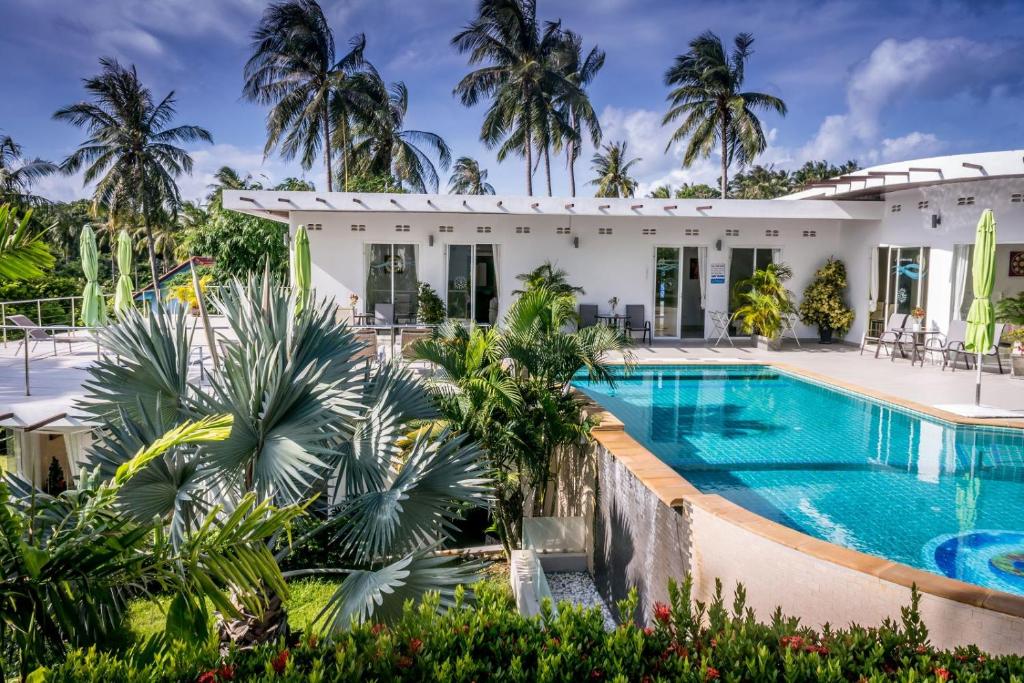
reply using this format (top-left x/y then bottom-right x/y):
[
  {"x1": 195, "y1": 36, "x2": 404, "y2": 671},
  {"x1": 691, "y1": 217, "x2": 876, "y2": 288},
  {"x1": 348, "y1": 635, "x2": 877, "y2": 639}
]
[
  {"x1": 293, "y1": 225, "x2": 311, "y2": 314},
  {"x1": 964, "y1": 209, "x2": 996, "y2": 406},
  {"x1": 79, "y1": 225, "x2": 106, "y2": 328},
  {"x1": 113, "y1": 229, "x2": 135, "y2": 315}
]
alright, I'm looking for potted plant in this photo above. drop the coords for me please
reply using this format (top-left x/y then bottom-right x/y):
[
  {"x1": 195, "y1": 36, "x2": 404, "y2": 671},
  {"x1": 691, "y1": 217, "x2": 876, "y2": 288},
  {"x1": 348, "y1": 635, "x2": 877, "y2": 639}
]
[
  {"x1": 608, "y1": 296, "x2": 619, "y2": 315},
  {"x1": 417, "y1": 282, "x2": 445, "y2": 324},
  {"x1": 910, "y1": 306, "x2": 926, "y2": 331},
  {"x1": 995, "y1": 292, "x2": 1024, "y2": 378},
  {"x1": 733, "y1": 263, "x2": 794, "y2": 351},
  {"x1": 798, "y1": 258, "x2": 854, "y2": 344}
]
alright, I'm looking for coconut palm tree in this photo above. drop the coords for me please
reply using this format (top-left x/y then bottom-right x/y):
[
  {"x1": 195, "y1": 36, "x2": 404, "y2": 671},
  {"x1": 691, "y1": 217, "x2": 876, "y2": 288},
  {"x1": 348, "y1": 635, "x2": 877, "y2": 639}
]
[
  {"x1": 589, "y1": 141, "x2": 640, "y2": 198},
  {"x1": 243, "y1": 0, "x2": 372, "y2": 192},
  {"x1": 513, "y1": 260, "x2": 584, "y2": 296},
  {"x1": 448, "y1": 156, "x2": 495, "y2": 195},
  {"x1": 351, "y1": 79, "x2": 451, "y2": 193},
  {"x1": 79, "y1": 279, "x2": 488, "y2": 640},
  {"x1": 555, "y1": 31, "x2": 603, "y2": 197},
  {"x1": 0, "y1": 135, "x2": 57, "y2": 206},
  {"x1": 648, "y1": 185, "x2": 673, "y2": 198},
  {"x1": 662, "y1": 31, "x2": 787, "y2": 199},
  {"x1": 729, "y1": 163, "x2": 791, "y2": 198},
  {"x1": 790, "y1": 159, "x2": 859, "y2": 188},
  {"x1": 54, "y1": 57, "x2": 212, "y2": 295},
  {"x1": 452, "y1": 0, "x2": 580, "y2": 196}
]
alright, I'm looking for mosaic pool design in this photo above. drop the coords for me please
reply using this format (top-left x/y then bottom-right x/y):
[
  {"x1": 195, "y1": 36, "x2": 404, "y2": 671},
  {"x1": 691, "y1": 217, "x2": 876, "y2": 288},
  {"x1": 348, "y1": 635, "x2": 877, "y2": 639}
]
[{"x1": 572, "y1": 365, "x2": 1024, "y2": 596}]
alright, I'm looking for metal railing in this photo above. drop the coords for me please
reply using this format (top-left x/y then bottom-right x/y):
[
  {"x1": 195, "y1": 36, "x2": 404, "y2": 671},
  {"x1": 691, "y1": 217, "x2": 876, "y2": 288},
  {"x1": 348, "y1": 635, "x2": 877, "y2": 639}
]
[{"x1": 0, "y1": 295, "x2": 87, "y2": 346}]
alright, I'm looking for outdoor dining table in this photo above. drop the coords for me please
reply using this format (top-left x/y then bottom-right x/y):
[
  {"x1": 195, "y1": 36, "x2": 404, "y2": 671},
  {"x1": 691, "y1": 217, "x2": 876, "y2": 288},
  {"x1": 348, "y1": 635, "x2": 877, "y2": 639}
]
[
  {"x1": 892, "y1": 328, "x2": 942, "y2": 366},
  {"x1": 595, "y1": 314, "x2": 628, "y2": 329}
]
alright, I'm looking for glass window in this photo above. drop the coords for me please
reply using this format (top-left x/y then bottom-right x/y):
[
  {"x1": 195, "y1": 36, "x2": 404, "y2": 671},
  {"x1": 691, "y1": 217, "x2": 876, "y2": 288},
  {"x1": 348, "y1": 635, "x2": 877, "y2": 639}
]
[
  {"x1": 447, "y1": 245, "x2": 472, "y2": 319},
  {"x1": 446, "y1": 244, "x2": 498, "y2": 324},
  {"x1": 654, "y1": 247, "x2": 680, "y2": 337},
  {"x1": 879, "y1": 245, "x2": 929, "y2": 320},
  {"x1": 728, "y1": 247, "x2": 776, "y2": 333},
  {"x1": 365, "y1": 243, "x2": 418, "y2": 323}
]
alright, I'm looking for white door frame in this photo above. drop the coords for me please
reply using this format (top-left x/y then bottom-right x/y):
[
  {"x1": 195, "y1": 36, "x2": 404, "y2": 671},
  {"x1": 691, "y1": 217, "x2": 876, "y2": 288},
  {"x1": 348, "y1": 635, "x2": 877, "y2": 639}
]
[{"x1": 652, "y1": 245, "x2": 683, "y2": 340}]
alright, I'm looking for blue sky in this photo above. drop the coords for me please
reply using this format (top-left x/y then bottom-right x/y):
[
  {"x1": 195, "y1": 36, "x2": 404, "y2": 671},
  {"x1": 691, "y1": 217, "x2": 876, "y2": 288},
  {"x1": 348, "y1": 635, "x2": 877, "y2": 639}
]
[{"x1": 2, "y1": 0, "x2": 1023, "y2": 201}]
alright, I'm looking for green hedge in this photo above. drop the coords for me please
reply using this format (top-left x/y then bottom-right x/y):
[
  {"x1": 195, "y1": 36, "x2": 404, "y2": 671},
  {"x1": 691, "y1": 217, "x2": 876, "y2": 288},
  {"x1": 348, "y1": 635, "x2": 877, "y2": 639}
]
[{"x1": 41, "y1": 578, "x2": 1024, "y2": 682}]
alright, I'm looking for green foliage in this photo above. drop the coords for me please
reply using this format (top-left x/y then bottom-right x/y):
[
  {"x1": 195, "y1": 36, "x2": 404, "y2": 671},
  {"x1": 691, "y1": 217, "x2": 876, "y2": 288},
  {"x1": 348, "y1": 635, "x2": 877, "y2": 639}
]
[
  {"x1": 995, "y1": 292, "x2": 1024, "y2": 326},
  {"x1": 41, "y1": 578, "x2": 1024, "y2": 682},
  {"x1": 417, "y1": 282, "x2": 445, "y2": 324},
  {"x1": 448, "y1": 157, "x2": 495, "y2": 195},
  {"x1": 344, "y1": 172, "x2": 407, "y2": 193},
  {"x1": 411, "y1": 287, "x2": 631, "y2": 552},
  {"x1": 0, "y1": 274, "x2": 82, "y2": 325},
  {"x1": 179, "y1": 209, "x2": 288, "y2": 280},
  {"x1": 589, "y1": 141, "x2": 640, "y2": 198},
  {"x1": 648, "y1": 183, "x2": 720, "y2": 199},
  {"x1": 729, "y1": 164, "x2": 792, "y2": 199},
  {"x1": 0, "y1": 204, "x2": 55, "y2": 281},
  {"x1": 798, "y1": 257, "x2": 855, "y2": 336},
  {"x1": 513, "y1": 260, "x2": 584, "y2": 296},
  {"x1": 732, "y1": 263, "x2": 794, "y2": 338}
]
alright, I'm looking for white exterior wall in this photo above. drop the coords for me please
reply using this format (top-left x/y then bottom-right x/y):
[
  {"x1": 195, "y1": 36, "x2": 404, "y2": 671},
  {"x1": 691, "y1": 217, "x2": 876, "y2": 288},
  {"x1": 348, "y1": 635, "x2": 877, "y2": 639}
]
[
  {"x1": 290, "y1": 210, "x2": 849, "y2": 339},
  {"x1": 839, "y1": 177, "x2": 1024, "y2": 340}
]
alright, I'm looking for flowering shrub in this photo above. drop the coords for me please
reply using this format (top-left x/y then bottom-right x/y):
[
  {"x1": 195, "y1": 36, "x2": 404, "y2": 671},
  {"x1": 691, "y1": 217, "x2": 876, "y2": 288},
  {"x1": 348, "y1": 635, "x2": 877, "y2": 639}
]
[{"x1": 41, "y1": 578, "x2": 1024, "y2": 682}]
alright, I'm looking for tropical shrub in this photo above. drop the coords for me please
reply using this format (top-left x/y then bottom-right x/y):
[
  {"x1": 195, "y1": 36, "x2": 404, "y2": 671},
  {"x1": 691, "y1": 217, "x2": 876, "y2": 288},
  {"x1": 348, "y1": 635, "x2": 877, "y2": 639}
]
[
  {"x1": 40, "y1": 578, "x2": 1024, "y2": 682},
  {"x1": 996, "y1": 292, "x2": 1024, "y2": 326},
  {"x1": 798, "y1": 257, "x2": 854, "y2": 337},
  {"x1": 417, "y1": 282, "x2": 445, "y2": 324},
  {"x1": 411, "y1": 287, "x2": 631, "y2": 552},
  {"x1": 732, "y1": 263, "x2": 794, "y2": 339},
  {"x1": 77, "y1": 278, "x2": 489, "y2": 644}
]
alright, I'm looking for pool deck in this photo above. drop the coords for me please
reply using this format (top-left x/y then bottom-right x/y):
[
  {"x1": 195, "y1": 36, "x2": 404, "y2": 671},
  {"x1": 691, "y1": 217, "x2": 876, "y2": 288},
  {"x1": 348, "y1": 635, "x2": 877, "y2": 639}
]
[{"x1": 607, "y1": 339, "x2": 1024, "y2": 426}]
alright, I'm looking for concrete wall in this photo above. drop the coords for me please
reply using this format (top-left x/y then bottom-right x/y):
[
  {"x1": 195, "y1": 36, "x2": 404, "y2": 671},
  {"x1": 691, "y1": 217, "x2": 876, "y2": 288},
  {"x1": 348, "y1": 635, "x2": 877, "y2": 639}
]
[{"x1": 293, "y1": 210, "x2": 848, "y2": 339}]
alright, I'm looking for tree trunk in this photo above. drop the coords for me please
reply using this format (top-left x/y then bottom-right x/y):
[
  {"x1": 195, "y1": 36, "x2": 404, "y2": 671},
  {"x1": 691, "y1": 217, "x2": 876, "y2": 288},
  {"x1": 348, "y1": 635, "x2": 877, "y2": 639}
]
[
  {"x1": 720, "y1": 110, "x2": 728, "y2": 200},
  {"x1": 525, "y1": 124, "x2": 533, "y2": 197},
  {"x1": 323, "y1": 106, "x2": 333, "y2": 192},
  {"x1": 341, "y1": 119, "x2": 349, "y2": 192},
  {"x1": 568, "y1": 111, "x2": 577, "y2": 197},
  {"x1": 544, "y1": 144, "x2": 552, "y2": 196},
  {"x1": 140, "y1": 184, "x2": 161, "y2": 302}
]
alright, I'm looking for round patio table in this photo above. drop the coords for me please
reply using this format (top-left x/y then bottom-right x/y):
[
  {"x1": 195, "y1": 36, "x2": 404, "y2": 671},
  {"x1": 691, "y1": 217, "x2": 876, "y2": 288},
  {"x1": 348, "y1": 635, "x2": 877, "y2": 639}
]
[{"x1": 596, "y1": 314, "x2": 628, "y2": 329}]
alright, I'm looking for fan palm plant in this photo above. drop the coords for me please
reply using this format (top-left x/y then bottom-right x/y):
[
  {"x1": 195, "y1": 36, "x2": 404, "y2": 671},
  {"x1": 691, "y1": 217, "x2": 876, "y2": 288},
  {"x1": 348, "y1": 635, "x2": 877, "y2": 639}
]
[
  {"x1": 351, "y1": 79, "x2": 451, "y2": 193},
  {"x1": 731, "y1": 262, "x2": 794, "y2": 340},
  {"x1": 452, "y1": 0, "x2": 581, "y2": 196},
  {"x1": 589, "y1": 141, "x2": 640, "y2": 198},
  {"x1": 662, "y1": 31, "x2": 787, "y2": 199},
  {"x1": 554, "y1": 31, "x2": 603, "y2": 197},
  {"x1": 244, "y1": 0, "x2": 375, "y2": 192},
  {"x1": 0, "y1": 135, "x2": 57, "y2": 206},
  {"x1": 77, "y1": 278, "x2": 489, "y2": 641},
  {"x1": 54, "y1": 57, "x2": 212, "y2": 296},
  {"x1": 0, "y1": 415, "x2": 301, "y2": 679},
  {"x1": 411, "y1": 287, "x2": 630, "y2": 552},
  {"x1": 448, "y1": 156, "x2": 495, "y2": 195},
  {"x1": 0, "y1": 203, "x2": 55, "y2": 281}
]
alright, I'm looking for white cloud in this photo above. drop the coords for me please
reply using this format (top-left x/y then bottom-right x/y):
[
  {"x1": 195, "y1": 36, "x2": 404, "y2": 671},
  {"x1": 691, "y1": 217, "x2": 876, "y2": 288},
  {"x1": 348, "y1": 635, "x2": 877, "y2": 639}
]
[{"x1": 800, "y1": 36, "x2": 1024, "y2": 163}]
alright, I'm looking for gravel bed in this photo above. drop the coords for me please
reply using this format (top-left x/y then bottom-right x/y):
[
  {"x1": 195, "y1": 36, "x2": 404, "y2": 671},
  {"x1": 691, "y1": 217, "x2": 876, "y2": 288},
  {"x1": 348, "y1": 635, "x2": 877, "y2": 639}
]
[{"x1": 546, "y1": 571, "x2": 617, "y2": 630}]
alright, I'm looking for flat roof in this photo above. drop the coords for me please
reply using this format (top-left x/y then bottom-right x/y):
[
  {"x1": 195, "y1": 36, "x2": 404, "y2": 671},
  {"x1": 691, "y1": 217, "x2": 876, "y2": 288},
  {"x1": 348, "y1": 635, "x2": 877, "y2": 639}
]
[{"x1": 223, "y1": 191, "x2": 884, "y2": 223}]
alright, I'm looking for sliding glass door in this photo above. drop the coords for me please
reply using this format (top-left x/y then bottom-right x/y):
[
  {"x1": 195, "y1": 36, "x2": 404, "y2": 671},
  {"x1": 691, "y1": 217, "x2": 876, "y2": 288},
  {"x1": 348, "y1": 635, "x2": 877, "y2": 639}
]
[
  {"x1": 447, "y1": 244, "x2": 498, "y2": 324},
  {"x1": 365, "y1": 243, "x2": 418, "y2": 322},
  {"x1": 728, "y1": 247, "x2": 777, "y2": 333},
  {"x1": 877, "y1": 245, "x2": 929, "y2": 320},
  {"x1": 653, "y1": 246, "x2": 705, "y2": 339}
]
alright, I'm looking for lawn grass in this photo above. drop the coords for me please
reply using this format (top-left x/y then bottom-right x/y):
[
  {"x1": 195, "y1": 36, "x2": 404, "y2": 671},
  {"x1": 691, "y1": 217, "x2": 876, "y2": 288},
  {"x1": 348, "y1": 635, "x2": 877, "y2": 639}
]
[{"x1": 124, "y1": 579, "x2": 342, "y2": 643}]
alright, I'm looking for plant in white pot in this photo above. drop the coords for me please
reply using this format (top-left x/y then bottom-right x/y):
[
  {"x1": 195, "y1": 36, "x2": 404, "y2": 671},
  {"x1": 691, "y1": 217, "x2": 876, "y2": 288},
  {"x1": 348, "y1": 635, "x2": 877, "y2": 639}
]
[
  {"x1": 732, "y1": 263, "x2": 794, "y2": 351},
  {"x1": 798, "y1": 257, "x2": 854, "y2": 344},
  {"x1": 995, "y1": 292, "x2": 1024, "y2": 378}
]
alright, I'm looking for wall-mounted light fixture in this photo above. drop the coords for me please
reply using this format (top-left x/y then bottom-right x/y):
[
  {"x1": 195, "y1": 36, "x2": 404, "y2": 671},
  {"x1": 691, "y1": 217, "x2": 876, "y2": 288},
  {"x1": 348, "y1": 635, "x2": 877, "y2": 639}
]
[
  {"x1": 931, "y1": 214, "x2": 942, "y2": 229},
  {"x1": 573, "y1": 236, "x2": 580, "y2": 249},
  {"x1": 428, "y1": 234, "x2": 435, "y2": 247},
  {"x1": 715, "y1": 239, "x2": 723, "y2": 251}
]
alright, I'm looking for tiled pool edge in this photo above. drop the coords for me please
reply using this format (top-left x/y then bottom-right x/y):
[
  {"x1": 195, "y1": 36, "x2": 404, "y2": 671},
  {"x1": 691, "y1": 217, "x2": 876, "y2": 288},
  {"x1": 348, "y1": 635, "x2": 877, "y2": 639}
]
[{"x1": 582, "y1": 365, "x2": 1024, "y2": 653}]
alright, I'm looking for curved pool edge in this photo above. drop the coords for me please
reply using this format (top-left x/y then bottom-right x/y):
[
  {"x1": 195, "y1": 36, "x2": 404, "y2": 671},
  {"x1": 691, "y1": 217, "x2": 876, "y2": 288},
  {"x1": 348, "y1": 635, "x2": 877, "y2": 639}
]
[{"x1": 578, "y1": 363, "x2": 1024, "y2": 630}]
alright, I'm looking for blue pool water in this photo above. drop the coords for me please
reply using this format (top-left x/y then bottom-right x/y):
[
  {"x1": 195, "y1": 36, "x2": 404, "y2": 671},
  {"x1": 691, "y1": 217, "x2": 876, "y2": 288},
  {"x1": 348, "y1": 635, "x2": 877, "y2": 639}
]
[{"x1": 572, "y1": 365, "x2": 1024, "y2": 595}]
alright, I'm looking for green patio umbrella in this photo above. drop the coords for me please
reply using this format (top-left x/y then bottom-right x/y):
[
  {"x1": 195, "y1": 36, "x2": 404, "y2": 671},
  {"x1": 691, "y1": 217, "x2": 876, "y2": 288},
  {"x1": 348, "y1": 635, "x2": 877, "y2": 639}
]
[
  {"x1": 293, "y1": 225, "x2": 311, "y2": 314},
  {"x1": 113, "y1": 229, "x2": 135, "y2": 315},
  {"x1": 964, "y1": 209, "x2": 996, "y2": 406},
  {"x1": 79, "y1": 225, "x2": 106, "y2": 328}
]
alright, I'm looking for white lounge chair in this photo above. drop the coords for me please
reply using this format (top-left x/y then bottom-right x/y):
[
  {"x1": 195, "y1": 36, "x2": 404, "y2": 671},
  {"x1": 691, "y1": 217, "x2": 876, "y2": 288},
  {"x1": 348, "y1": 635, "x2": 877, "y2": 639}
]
[{"x1": 8, "y1": 314, "x2": 90, "y2": 356}]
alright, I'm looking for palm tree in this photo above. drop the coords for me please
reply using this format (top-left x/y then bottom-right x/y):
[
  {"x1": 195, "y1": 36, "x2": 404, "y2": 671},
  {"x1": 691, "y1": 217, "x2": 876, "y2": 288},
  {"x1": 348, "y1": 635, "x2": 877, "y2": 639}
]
[
  {"x1": 243, "y1": 0, "x2": 371, "y2": 192},
  {"x1": 513, "y1": 260, "x2": 584, "y2": 296},
  {"x1": 729, "y1": 163, "x2": 791, "y2": 198},
  {"x1": 790, "y1": 159, "x2": 859, "y2": 188},
  {"x1": 648, "y1": 185, "x2": 673, "y2": 198},
  {"x1": 448, "y1": 156, "x2": 495, "y2": 195},
  {"x1": 452, "y1": 0, "x2": 579, "y2": 196},
  {"x1": 589, "y1": 141, "x2": 640, "y2": 198},
  {"x1": 675, "y1": 182, "x2": 720, "y2": 199},
  {"x1": 0, "y1": 204, "x2": 54, "y2": 281},
  {"x1": 206, "y1": 165, "x2": 265, "y2": 210},
  {"x1": 662, "y1": 32, "x2": 787, "y2": 199},
  {"x1": 54, "y1": 57, "x2": 212, "y2": 295},
  {"x1": 0, "y1": 135, "x2": 57, "y2": 206},
  {"x1": 555, "y1": 31, "x2": 603, "y2": 197},
  {"x1": 351, "y1": 79, "x2": 451, "y2": 193}
]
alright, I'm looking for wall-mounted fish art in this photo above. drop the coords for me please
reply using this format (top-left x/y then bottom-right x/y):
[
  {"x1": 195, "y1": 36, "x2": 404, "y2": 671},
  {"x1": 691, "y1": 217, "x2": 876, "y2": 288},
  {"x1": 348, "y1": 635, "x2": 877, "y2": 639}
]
[{"x1": 893, "y1": 262, "x2": 924, "y2": 280}]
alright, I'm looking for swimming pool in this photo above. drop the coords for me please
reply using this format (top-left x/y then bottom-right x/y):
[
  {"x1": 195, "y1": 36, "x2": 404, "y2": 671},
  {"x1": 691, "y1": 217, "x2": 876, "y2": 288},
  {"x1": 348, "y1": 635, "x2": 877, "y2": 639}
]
[{"x1": 572, "y1": 365, "x2": 1024, "y2": 596}]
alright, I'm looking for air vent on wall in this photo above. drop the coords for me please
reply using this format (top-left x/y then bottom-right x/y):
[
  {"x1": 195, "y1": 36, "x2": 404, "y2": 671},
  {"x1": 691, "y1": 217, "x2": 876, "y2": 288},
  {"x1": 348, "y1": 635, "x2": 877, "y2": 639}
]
[
  {"x1": 476, "y1": 226, "x2": 492, "y2": 233},
  {"x1": 642, "y1": 228, "x2": 656, "y2": 236},
  {"x1": 725, "y1": 229, "x2": 739, "y2": 237},
  {"x1": 957, "y1": 196, "x2": 975, "y2": 206},
  {"x1": 890, "y1": 204, "x2": 902, "y2": 213},
  {"x1": 918, "y1": 200, "x2": 929, "y2": 210},
  {"x1": 555, "y1": 226, "x2": 572, "y2": 235},
  {"x1": 395, "y1": 224, "x2": 410, "y2": 232},
  {"x1": 514, "y1": 226, "x2": 531, "y2": 234},
  {"x1": 764, "y1": 229, "x2": 779, "y2": 237},
  {"x1": 802, "y1": 230, "x2": 817, "y2": 238},
  {"x1": 1012, "y1": 193, "x2": 1023, "y2": 203},
  {"x1": 598, "y1": 227, "x2": 613, "y2": 235},
  {"x1": 684, "y1": 228, "x2": 699, "y2": 236},
  {"x1": 350, "y1": 224, "x2": 366, "y2": 232}
]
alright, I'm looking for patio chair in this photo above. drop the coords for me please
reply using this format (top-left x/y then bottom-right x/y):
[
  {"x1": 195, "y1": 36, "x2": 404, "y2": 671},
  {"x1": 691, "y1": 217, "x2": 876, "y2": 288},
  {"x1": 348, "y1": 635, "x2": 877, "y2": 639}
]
[
  {"x1": 8, "y1": 314, "x2": 89, "y2": 356},
  {"x1": 780, "y1": 312, "x2": 801, "y2": 348},
  {"x1": 928, "y1": 320, "x2": 971, "y2": 371},
  {"x1": 351, "y1": 328, "x2": 379, "y2": 366},
  {"x1": 708, "y1": 310, "x2": 734, "y2": 347},
  {"x1": 578, "y1": 304, "x2": 598, "y2": 329},
  {"x1": 872, "y1": 313, "x2": 909, "y2": 358},
  {"x1": 400, "y1": 327, "x2": 433, "y2": 362},
  {"x1": 624, "y1": 305, "x2": 651, "y2": 345}
]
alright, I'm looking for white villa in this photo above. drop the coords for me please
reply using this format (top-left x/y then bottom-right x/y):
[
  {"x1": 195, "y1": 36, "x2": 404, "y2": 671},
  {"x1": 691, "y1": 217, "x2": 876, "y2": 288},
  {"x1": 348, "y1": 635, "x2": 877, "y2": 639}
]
[
  {"x1": 2, "y1": 149, "x2": 1024, "y2": 488},
  {"x1": 224, "y1": 149, "x2": 1024, "y2": 345}
]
